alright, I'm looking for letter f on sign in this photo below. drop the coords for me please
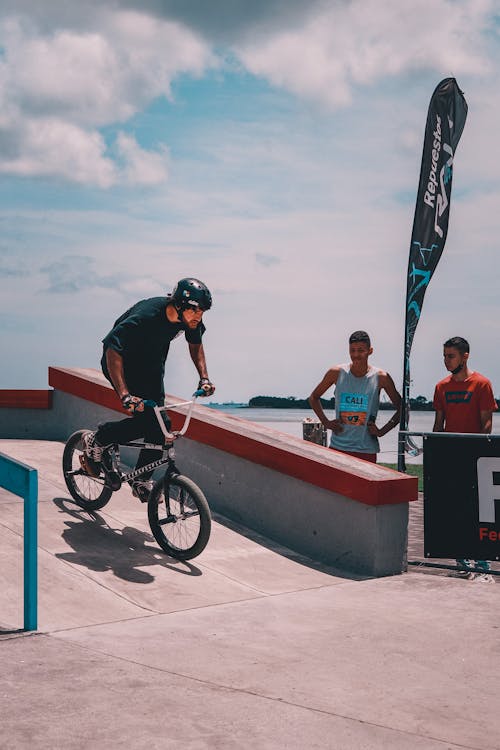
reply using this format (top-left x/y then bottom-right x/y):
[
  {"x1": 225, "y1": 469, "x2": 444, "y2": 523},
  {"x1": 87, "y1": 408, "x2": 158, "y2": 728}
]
[{"x1": 477, "y1": 457, "x2": 500, "y2": 523}]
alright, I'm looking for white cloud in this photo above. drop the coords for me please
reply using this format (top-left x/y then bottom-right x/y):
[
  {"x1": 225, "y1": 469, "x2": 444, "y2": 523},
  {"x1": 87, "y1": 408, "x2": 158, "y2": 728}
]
[
  {"x1": 0, "y1": 0, "x2": 495, "y2": 187},
  {"x1": 1, "y1": 12, "x2": 213, "y2": 124},
  {"x1": 0, "y1": 117, "x2": 117, "y2": 186},
  {"x1": 235, "y1": 0, "x2": 494, "y2": 108},
  {"x1": 0, "y1": 10, "x2": 213, "y2": 185},
  {"x1": 116, "y1": 132, "x2": 169, "y2": 185},
  {"x1": 0, "y1": 119, "x2": 170, "y2": 186}
]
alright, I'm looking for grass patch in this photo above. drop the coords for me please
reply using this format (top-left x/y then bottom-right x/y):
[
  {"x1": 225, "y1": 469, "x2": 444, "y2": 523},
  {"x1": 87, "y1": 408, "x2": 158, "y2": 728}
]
[{"x1": 380, "y1": 463, "x2": 423, "y2": 491}]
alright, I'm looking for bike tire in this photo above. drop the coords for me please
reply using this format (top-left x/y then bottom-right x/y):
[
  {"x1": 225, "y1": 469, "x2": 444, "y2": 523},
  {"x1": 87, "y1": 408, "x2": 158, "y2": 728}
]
[
  {"x1": 62, "y1": 430, "x2": 113, "y2": 510},
  {"x1": 148, "y1": 474, "x2": 211, "y2": 560}
]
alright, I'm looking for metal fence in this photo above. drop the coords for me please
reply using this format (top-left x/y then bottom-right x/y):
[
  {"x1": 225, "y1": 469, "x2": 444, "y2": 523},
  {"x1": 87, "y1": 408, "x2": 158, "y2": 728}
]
[{"x1": 0, "y1": 452, "x2": 38, "y2": 631}]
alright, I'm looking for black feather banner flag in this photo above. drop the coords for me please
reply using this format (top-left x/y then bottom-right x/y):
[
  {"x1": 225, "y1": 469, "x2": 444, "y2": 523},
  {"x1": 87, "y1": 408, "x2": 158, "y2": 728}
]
[{"x1": 398, "y1": 78, "x2": 468, "y2": 471}]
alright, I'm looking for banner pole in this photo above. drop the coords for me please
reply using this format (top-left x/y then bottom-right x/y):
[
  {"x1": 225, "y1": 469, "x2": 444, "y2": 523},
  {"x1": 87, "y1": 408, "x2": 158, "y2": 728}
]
[{"x1": 398, "y1": 307, "x2": 409, "y2": 472}]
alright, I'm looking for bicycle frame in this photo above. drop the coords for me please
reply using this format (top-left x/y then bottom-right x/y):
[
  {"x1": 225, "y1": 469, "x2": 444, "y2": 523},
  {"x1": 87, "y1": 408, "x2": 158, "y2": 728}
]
[
  {"x1": 146, "y1": 388, "x2": 204, "y2": 441},
  {"x1": 102, "y1": 389, "x2": 205, "y2": 486}
]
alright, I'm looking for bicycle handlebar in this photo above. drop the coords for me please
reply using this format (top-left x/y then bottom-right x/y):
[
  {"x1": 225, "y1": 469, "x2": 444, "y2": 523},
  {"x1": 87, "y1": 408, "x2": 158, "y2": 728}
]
[{"x1": 143, "y1": 388, "x2": 206, "y2": 441}]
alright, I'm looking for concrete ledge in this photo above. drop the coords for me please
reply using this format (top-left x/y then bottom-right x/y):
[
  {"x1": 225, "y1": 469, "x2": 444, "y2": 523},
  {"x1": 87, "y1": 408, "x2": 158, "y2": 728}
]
[
  {"x1": 0, "y1": 367, "x2": 418, "y2": 576},
  {"x1": 0, "y1": 390, "x2": 53, "y2": 409}
]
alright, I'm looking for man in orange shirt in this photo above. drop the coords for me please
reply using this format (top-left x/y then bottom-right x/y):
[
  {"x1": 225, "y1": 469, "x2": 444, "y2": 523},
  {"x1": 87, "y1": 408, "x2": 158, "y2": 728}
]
[{"x1": 433, "y1": 336, "x2": 498, "y2": 581}]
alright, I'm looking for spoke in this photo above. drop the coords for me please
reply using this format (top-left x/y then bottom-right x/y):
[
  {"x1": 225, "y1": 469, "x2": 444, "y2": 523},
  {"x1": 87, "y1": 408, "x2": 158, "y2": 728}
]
[{"x1": 159, "y1": 515, "x2": 176, "y2": 526}]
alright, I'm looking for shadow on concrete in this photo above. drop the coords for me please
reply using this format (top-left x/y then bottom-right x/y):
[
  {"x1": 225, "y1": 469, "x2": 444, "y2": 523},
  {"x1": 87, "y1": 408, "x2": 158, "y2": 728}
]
[
  {"x1": 52, "y1": 497, "x2": 202, "y2": 583},
  {"x1": 0, "y1": 627, "x2": 25, "y2": 637}
]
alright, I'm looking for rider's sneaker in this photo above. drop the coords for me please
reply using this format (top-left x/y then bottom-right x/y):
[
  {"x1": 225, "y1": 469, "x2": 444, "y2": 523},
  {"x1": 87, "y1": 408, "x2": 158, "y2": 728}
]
[
  {"x1": 130, "y1": 480, "x2": 154, "y2": 503},
  {"x1": 80, "y1": 431, "x2": 103, "y2": 478}
]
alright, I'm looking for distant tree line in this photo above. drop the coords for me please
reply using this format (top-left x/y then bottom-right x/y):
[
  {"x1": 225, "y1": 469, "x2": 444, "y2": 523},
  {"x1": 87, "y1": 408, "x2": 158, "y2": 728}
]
[
  {"x1": 248, "y1": 395, "x2": 334, "y2": 409},
  {"x1": 407, "y1": 396, "x2": 433, "y2": 411},
  {"x1": 248, "y1": 395, "x2": 442, "y2": 411}
]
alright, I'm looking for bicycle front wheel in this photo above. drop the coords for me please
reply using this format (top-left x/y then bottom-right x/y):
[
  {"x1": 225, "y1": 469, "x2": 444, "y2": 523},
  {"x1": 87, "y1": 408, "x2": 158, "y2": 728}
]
[
  {"x1": 148, "y1": 474, "x2": 211, "y2": 560},
  {"x1": 62, "y1": 430, "x2": 113, "y2": 511}
]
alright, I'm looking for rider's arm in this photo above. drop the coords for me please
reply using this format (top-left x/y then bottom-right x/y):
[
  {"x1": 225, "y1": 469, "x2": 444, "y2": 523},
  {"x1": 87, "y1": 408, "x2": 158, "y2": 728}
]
[
  {"x1": 106, "y1": 348, "x2": 144, "y2": 412},
  {"x1": 188, "y1": 342, "x2": 209, "y2": 380},
  {"x1": 105, "y1": 348, "x2": 131, "y2": 401},
  {"x1": 188, "y1": 342, "x2": 215, "y2": 395}
]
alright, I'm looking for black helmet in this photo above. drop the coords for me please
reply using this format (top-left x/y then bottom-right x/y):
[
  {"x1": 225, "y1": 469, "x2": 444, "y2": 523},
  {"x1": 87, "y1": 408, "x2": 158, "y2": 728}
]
[{"x1": 171, "y1": 278, "x2": 212, "y2": 311}]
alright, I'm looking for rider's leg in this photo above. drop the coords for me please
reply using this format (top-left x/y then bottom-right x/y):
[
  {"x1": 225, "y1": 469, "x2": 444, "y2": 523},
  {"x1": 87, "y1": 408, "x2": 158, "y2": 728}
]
[
  {"x1": 129, "y1": 411, "x2": 170, "y2": 502},
  {"x1": 88, "y1": 410, "x2": 170, "y2": 502},
  {"x1": 94, "y1": 410, "x2": 169, "y2": 475},
  {"x1": 81, "y1": 417, "x2": 139, "y2": 477},
  {"x1": 133, "y1": 410, "x2": 170, "y2": 478},
  {"x1": 94, "y1": 414, "x2": 146, "y2": 446}
]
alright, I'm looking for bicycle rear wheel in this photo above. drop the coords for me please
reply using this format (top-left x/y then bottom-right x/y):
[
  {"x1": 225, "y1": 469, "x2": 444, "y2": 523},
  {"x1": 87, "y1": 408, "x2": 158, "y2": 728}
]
[
  {"x1": 148, "y1": 474, "x2": 211, "y2": 560},
  {"x1": 62, "y1": 430, "x2": 113, "y2": 510}
]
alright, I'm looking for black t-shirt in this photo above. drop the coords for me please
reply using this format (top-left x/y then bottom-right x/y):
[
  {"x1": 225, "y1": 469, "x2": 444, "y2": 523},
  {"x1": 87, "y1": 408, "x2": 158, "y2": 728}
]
[{"x1": 101, "y1": 296, "x2": 205, "y2": 402}]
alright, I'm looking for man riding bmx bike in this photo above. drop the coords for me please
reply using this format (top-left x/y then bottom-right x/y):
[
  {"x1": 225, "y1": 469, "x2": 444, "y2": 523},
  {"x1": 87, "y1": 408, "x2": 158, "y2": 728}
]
[{"x1": 81, "y1": 277, "x2": 215, "y2": 503}]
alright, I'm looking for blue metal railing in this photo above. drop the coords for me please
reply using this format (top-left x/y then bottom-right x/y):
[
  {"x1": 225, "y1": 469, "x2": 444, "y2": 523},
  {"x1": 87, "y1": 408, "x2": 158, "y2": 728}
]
[{"x1": 0, "y1": 452, "x2": 38, "y2": 631}]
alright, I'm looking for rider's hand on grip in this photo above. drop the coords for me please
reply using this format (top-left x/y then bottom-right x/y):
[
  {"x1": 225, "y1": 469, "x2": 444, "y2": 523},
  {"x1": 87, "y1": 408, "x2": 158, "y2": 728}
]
[
  {"x1": 198, "y1": 378, "x2": 215, "y2": 397},
  {"x1": 121, "y1": 394, "x2": 145, "y2": 413}
]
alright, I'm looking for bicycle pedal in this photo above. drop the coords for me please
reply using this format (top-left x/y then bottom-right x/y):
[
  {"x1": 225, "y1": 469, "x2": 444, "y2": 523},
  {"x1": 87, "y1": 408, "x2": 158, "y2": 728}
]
[
  {"x1": 105, "y1": 472, "x2": 122, "y2": 491},
  {"x1": 79, "y1": 453, "x2": 100, "y2": 478},
  {"x1": 131, "y1": 481, "x2": 154, "y2": 503}
]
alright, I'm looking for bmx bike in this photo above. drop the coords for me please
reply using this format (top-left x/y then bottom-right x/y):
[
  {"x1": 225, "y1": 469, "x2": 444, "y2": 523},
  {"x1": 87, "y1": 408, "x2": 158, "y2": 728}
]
[{"x1": 62, "y1": 390, "x2": 211, "y2": 560}]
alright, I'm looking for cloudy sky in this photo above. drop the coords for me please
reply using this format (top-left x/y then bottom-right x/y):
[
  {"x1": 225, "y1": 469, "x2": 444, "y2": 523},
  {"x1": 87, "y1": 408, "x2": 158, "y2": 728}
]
[{"x1": 1, "y1": 0, "x2": 499, "y2": 403}]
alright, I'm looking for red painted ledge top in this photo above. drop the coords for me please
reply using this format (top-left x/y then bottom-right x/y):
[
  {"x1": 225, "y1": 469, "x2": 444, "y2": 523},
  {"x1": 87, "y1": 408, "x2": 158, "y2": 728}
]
[
  {"x1": 48, "y1": 366, "x2": 418, "y2": 507},
  {"x1": 0, "y1": 390, "x2": 53, "y2": 409}
]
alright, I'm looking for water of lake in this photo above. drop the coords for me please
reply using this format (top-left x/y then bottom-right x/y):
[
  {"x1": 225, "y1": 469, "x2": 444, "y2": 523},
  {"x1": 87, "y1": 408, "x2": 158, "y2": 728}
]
[{"x1": 208, "y1": 406, "x2": 500, "y2": 465}]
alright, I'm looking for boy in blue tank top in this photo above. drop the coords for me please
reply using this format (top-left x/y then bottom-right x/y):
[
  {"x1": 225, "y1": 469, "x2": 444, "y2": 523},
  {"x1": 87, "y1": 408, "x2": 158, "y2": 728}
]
[{"x1": 309, "y1": 331, "x2": 401, "y2": 463}]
